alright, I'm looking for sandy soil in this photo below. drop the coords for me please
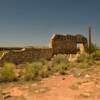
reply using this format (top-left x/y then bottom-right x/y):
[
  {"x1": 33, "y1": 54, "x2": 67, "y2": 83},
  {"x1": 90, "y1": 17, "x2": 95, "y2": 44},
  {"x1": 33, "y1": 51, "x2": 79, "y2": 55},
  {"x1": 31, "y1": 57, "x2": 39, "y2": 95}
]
[
  {"x1": 0, "y1": 62, "x2": 100, "y2": 100},
  {"x1": 0, "y1": 74, "x2": 100, "y2": 100}
]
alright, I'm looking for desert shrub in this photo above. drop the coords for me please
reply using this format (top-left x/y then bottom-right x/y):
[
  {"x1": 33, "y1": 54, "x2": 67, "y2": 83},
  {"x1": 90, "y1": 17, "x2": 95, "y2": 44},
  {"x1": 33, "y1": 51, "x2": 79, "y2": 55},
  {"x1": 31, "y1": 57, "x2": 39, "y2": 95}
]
[
  {"x1": 22, "y1": 62, "x2": 43, "y2": 81},
  {"x1": 57, "y1": 63, "x2": 74, "y2": 75},
  {"x1": 96, "y1": 49, "x2": 100, "y2": 55},
  {"x1": 93, "y1": 49, "x2": 100, "y2": 60},
  {"x1": 0, "y1": 51, "x2": 3, "y2": 57},
  {"x1": 77, "y1": 54, "x2": 94, "y2": 65},
  {"x1": 38, "y1": 65, "x2": 49, "y2": 78},
  {"x1": 77, "y1": 62, "x2": 90, "y2": 69},
  {"x1": 22, "y1": 64, "x2": 37, "y2": 81},
  {"x1": 85, "y1": 43, "x2": 97, "y2": 54},
  {"x1": 38, "y1": 59, "x2": 48, "y2": 65},
  {"x1": 0, "y1": 62, "x2": 16, "y2": 82},
  {"x1": 65, "y1": 63, "x2": 75, "y2": 70},
  {"x1": 49, "y1": 62, "x2": 69, "y2": 75},
  {"x1": 52, "y1": 54, "x2": 69, "y2": 65},
  {"x1": 47, "y1": 54, "x2": 71, "y2": 75},
  {"x1": 57, "y1": 64, "x2": 67, "y2": 75}
]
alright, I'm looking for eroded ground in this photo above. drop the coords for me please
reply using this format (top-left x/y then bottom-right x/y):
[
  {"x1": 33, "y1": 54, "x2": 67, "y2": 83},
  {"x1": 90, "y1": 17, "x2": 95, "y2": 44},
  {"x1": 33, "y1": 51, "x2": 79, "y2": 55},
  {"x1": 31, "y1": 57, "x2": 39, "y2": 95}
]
[{"x1": 0, "y1": 61, "x2": 100, "y2": 100}]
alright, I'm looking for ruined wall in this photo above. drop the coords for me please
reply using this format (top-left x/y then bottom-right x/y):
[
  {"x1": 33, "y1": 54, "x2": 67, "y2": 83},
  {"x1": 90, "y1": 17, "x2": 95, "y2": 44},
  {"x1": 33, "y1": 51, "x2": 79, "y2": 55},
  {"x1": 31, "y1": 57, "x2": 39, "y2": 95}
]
[
  {"x1": 0, "y1": 34, "x2": 88, "y2": 64},
  {"x1": 49, "y1": 34, "x2": 88, "y2": 55},
  {"x1": 75, "y1": 34, "x2": 87, "y2": 44},
  {"x1": 52, "y1": 40, "x2": 77, "y2": 54},
  {"x1": 0, "y1": 48, "x2": 53, "y2": 64},
  {"x1": 49, "y1": 34, "x2": 78, "y2": 54}
]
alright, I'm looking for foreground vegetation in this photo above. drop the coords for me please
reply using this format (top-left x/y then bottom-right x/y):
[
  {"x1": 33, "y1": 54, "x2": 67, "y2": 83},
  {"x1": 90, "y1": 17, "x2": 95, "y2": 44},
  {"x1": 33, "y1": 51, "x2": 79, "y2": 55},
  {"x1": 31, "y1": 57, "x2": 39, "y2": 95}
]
[{"x1": 0, "y1": 51, "x2": 99, "y2": 83}]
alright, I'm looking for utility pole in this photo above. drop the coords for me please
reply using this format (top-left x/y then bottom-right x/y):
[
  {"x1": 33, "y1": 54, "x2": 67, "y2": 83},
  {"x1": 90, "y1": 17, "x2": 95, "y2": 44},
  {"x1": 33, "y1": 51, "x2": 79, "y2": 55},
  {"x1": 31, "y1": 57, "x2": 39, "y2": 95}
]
[{"x1": 88, "y1": 26, "x2": 92, "y2": 55}]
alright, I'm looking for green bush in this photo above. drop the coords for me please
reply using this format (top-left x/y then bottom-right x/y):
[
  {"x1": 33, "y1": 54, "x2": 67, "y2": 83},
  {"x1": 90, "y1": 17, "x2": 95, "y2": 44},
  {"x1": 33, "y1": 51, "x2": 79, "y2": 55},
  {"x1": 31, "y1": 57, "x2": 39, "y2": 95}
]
[
  {"x1": 52, "y1": 54, "x2": 69, "y2": 64},
  {"x1": 93, "y1": 49, "x2": 100, "y2": 60},
  {"x1": 85, "y1": 44, "x2": 97, "y2": 54},
  {"x1": 22, "y1": 62, "x2": 43, "y2": 81},
  {"x1": 49, "y1": 62, "x2": 70, "y2": 75},
  {"x1": 0, "y1": 62, "x2": 16, "y2": 82},
  {"x1": 38, "y1": 59, "x2": 48, "y2": 65},
  {"x1": 0, "y1": 51, "x2": 3, "y2": 57},
  {"x1": 57, "y1": 64, "x2": 67, "y2": 75},
  {"x1": 77, "y1": 62, "x2": 90, "y2": 69},
  {"x1": 77, "y1": 54, "x2": 94, "y2": 64},
  {"x1": 47, "y1": 54, "x2": 70, "y2": 75},
  {"x1": 38, "y1": 65, "x2": 49, "y2": 78}
]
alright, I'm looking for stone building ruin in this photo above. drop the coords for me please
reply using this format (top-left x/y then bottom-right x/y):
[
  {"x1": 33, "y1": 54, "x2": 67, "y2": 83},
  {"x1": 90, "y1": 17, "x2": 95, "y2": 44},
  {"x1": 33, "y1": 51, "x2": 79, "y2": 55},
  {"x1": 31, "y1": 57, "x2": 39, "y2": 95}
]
[
  {"x1": 0, "y1": 33, "x2": 88, "y2": 64},
  {"x1": 49, "y1": 33, "x2": 88, "y2": 55}
]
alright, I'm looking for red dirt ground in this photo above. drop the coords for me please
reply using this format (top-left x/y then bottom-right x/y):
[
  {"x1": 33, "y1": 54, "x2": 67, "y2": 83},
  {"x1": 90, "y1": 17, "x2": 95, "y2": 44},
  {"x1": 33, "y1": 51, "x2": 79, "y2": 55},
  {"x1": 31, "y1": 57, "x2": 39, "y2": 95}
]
[
  {"x1": 0, "y1": 61, "x2": 100, "y2": 100},
  {"x1": 0, "y1": 74, "x2": 100, "y2": 100}
]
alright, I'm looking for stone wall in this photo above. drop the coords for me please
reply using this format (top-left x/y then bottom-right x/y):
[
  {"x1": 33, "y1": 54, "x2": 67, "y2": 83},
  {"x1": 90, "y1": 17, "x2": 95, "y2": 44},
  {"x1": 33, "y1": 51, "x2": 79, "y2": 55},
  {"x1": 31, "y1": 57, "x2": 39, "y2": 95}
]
[
  {"x1": 0, "y1": 47, "x2": 23, "y2": 51},
  {"x1": 49, "y1": 34, "x2": 78, "y2": 54},
  {"x1": 0, "y1": 34, "x2": 88, "y2": 64},
  {"x1": 49, "y1": 34, "x2": 88, "y2": 55},
  {"x1": 52, "y1": 40, "x2": 78, "y2": 54},
  {"x1": 0, "y1": 48, "x2": 53, "y2": 64}
]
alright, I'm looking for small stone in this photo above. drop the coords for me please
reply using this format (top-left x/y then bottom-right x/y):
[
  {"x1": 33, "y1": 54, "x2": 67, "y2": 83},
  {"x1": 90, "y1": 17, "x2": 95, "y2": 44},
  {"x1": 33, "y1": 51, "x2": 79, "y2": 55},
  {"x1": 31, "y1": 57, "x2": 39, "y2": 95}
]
[
  {"x1": 80, "y1": 92, "x2": 91, "y2": 98},
  {"x1": 34, "y1": 90, "x2": 40, "y2": 93},
  {"x1": 34, "y1": 87, "x2": 48, "y2": 93},
  {"x1": 74, "y1": 72, "x2": 81, "y2": 77},
  {"x1": 1, "y1": 90, "x2": 10, "y2": 95},
  {"x1": 39, "y1": 88, "x2": 46, "y2": 93},
  {"x1": 3, "y1": 94, "x2": 11, "y2": 99},
  {"x1": 62, "y1": 77, "x2": 66, "y2": 80},
  {"x1": 31, "y1": 83, "x2": 38, "y2": 87},
  {"x1": 85, "y1": 74, "x2": 90, "y2": 78},
  {"x1": 70, "y1": 84, "x2": 79, "y2": 90}
]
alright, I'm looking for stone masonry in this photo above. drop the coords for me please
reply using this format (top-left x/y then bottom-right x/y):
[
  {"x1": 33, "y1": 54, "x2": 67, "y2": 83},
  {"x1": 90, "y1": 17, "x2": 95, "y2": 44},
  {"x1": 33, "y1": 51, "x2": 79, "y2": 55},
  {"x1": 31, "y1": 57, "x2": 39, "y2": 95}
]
[{"x1": 0, "y1": 33, "x2": 88, "y2": 64}]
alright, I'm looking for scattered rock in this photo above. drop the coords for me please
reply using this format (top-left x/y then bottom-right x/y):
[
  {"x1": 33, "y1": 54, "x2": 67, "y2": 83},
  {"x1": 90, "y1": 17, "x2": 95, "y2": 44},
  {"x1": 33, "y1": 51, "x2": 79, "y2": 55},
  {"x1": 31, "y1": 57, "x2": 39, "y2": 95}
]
[
  {"x1": 3, "y1": 94, "x2": 11, "y2": 99},
  {"x1": 80, "y1": 92, "x2": 91, "y2": 98},
  {"x1": 34, "y1": 87, "x2": 49, "y2": 93},
  {"x1": 84, "y1": 74, "x2": 90, "y2": 78},
  {"x1": 74, "y1": 72, "x2": 81, "y2": 77},
  {"x1": 1, "y1": 90, "x2": 11, "y2": 99},
  {"x1": 31, "y1": 83, "x2": 38, "y2": 87},
  {"x1": 70, "y1": 84, "x2": 79, "y2": 90},
  {"x1": 62, "y1": 77, "x2": 66, "y2": 80},
  {"x1": 1, "y1": 90, "x2": 10, "y2": 95}
]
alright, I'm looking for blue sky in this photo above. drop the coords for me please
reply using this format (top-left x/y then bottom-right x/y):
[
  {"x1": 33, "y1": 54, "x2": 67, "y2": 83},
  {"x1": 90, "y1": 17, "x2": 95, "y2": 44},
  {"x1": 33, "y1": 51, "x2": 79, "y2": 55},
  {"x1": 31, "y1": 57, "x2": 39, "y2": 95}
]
[{"x1": 0, "y1": 0, "x2": 100, "y2": 47}]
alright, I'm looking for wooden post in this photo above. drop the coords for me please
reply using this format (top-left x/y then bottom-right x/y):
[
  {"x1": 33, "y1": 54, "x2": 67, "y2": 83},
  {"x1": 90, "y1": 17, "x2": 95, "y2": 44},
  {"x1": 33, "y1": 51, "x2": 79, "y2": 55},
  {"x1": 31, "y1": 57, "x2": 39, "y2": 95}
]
[{"x1": 88, "y1": 27, "x2": 92, "y2": 55}]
